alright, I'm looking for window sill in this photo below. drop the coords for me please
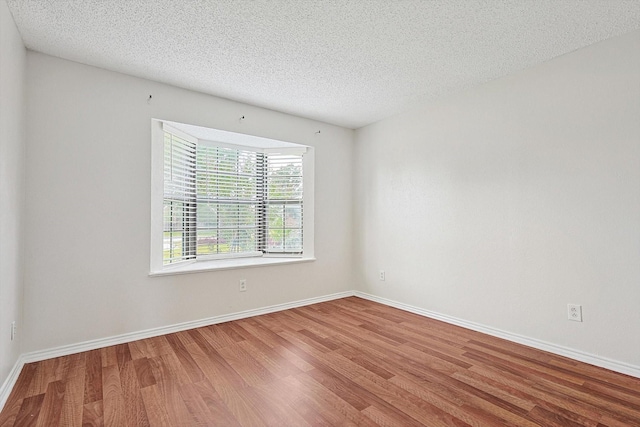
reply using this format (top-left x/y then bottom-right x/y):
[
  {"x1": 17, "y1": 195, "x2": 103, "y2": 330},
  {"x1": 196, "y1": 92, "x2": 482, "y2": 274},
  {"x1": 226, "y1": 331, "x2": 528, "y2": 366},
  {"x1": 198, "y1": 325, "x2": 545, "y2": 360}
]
[{"x1": 149, "y1": 256, "x2": 316, "y2": 277}]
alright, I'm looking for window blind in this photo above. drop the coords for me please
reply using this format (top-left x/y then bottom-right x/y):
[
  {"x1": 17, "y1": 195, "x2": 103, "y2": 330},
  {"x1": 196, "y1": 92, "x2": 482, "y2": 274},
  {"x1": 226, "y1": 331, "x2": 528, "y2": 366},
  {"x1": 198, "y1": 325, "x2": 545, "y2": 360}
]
[
  {"x1": 265, "y1": 154, "x2": 303, "y2": 254},
  {"x1": 163, "y1": 132, "x2": 196, "y2": 264},
  {"x1": 195, "y1": 144, "x2": 264, "y2": 258}
]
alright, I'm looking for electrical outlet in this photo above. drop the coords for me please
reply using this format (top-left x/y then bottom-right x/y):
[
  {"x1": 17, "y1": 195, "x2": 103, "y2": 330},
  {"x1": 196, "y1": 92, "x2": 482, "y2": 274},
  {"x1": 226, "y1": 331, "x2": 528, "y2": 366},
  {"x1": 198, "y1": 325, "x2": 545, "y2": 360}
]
[
  {"x1": 239, "y1": 279, "x2": 247, "y2": 292},
  {"x1": 379, "y1": 270, "x2": 385, "y2": 281},
  {"x1": 568, "y1": 304, "x2": 582, "y2": 322},
  {"x1": 10, "y1": 321, "x2": 16, "y2": 341}
]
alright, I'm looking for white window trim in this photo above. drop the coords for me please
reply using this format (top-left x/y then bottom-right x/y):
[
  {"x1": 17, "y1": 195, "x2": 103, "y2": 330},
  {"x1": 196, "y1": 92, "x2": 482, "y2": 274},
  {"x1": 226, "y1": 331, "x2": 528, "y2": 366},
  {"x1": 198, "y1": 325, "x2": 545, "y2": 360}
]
[{"x1": 149, "y1": 119, "x2": 315, "y2": 276}]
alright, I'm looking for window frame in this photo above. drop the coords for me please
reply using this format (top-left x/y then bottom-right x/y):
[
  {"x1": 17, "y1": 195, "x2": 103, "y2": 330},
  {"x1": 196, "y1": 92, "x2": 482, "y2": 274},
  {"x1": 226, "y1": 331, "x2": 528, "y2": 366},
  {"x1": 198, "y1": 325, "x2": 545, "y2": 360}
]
[{"x1": 150, "y1": 119, "x2": 315, "y2": 275}]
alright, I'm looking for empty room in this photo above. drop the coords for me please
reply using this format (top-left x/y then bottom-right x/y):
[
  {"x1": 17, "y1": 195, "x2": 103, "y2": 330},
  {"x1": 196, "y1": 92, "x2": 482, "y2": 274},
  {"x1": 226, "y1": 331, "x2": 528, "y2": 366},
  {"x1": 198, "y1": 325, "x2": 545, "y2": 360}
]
[{"x1": 1, "y1": 0, "x2": 639, "y2": 426}]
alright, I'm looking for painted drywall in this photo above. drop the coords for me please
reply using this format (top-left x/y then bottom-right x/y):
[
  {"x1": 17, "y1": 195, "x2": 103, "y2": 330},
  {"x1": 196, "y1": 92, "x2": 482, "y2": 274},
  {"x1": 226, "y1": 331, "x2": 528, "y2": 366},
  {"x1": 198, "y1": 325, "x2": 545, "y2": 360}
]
[
  {"x1": 354, "y1": 30, "x2": 640, "y2": 367},
  {"x1": 23, "y1": 52, "x2": 353, "y2": 353},
  {"x1": 0, "y1": 0, "x2": 26, "y2": 387}
]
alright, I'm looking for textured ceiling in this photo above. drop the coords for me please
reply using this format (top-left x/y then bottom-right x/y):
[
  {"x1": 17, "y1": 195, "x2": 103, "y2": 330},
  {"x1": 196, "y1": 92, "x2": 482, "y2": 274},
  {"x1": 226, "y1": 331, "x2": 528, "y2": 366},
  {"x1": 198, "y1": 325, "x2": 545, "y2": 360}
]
[{"x1": 6, "y1": 0, "x2": 640, "y2": 129}]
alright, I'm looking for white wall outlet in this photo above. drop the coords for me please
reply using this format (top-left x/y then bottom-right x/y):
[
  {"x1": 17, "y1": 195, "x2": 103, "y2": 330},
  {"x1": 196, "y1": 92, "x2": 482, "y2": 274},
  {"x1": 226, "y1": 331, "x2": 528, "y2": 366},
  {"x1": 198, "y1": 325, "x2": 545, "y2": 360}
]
[
  {"x1": 379, "y1": 270, "x2": 385, "y2": 281},
  {"x1": 239, "y1": 279, "x2": 247, "y2": 292},
  {"x1": 10, "y1": 321, "x2": 16, "y2": 341},
  {"x1": 568, "y1": 304, "x2": 582, "y2": 322}
]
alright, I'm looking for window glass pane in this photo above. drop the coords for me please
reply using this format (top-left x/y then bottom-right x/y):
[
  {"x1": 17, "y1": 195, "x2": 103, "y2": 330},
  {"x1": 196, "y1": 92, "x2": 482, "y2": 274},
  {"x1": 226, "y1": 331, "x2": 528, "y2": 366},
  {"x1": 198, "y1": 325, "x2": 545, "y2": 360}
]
[
  {"x1": 285, "y1": 205, "x2": 302, "y2": 228},
  {"x1": 267, "y1": 157, "x2": 302, "y2": 201},
  {"x1": 195, "y1": 202, "x2": 259, "y2": 256},
  {"x1": 266, "y1": 203, "x2": 301, "y2": 253},
  {"x1": 196, "y1": 229, "x2": 224, "y2": 256},
  {"x1": 284, "y1": 229, "x2": 303, "y2": 252},
  {"x1": 267, "y1": 232, "x2": 284, "y2": 252},
  {"x1": 267, "y1": 205, "x2": 284, "y2": 227},
  {"x1": 163, "y1": 200, "x2": 185, "y2": 264}
]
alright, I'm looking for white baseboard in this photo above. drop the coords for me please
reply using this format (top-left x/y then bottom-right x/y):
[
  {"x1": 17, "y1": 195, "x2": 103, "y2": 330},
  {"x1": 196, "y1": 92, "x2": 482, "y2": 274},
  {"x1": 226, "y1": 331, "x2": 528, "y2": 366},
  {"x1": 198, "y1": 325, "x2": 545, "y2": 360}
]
[
  {"x1": 0, "y1": 355, "x2": 26, "y2": 413},
  {"x1": 354, "y1": 291, "x2": 640, "y2": 379}
]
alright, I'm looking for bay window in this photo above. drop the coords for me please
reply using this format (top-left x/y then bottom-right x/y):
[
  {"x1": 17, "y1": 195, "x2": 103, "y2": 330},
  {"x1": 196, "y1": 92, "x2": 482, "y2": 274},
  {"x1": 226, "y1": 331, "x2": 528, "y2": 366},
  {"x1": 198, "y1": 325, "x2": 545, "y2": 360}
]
[{"x1": 150, "y1": 120, "x2": 313, "y2": 275}]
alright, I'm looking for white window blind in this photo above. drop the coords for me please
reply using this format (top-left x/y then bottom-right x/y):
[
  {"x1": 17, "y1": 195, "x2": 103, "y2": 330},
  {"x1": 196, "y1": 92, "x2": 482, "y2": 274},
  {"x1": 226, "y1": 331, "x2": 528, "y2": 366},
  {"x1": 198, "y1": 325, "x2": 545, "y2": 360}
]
[
  {"x1": 195, "y1": 144, "x2": 264, "y2": 259},
  {"x1": 265, "y1": 154, "x2": 303, "y2": 254},
  {"x1": 162, "y1": 127, "x2": 304, "y2": 265},
  {"x1": 163, "y1": 132, "x2": 196, "y2": 264}
]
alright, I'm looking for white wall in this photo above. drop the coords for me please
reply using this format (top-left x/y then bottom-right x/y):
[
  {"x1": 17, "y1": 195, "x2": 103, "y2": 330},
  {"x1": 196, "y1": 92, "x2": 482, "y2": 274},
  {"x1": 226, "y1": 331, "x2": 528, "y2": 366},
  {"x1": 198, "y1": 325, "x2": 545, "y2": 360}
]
[
  {"x1": 0, "y1": 0, "x2": 26, "y2": 387},
  {"x1": 23, "y1": 52, "x2": 353, "y2": 353},
  {"x1": 354, "y1": 30, "x2": 640, "y2": 367}
]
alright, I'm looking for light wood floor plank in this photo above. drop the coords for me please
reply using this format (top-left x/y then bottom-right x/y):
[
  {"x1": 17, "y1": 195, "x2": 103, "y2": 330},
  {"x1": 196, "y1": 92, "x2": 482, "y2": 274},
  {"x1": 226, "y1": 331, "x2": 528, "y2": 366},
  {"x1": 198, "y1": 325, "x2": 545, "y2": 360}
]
[
  {"x1": 118, "y1": 360, "x2": 150, "y2": 427},
  {"x1": 101, "y1": 365, "x2": 125, "y2": 427}
]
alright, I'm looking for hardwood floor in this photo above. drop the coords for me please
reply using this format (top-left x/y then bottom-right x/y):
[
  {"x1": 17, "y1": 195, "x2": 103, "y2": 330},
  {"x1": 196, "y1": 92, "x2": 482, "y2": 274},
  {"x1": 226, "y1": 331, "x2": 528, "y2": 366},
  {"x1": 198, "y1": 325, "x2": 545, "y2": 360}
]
[{"x1": 1, "y1": 297, "x2": 639, "y2": 426}]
